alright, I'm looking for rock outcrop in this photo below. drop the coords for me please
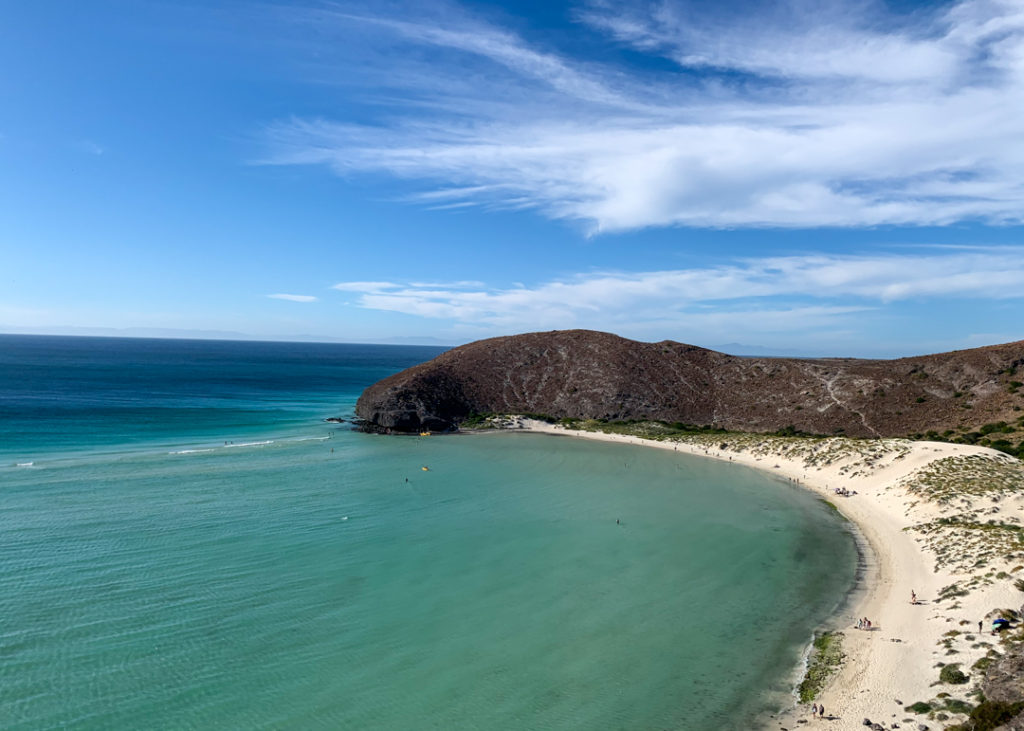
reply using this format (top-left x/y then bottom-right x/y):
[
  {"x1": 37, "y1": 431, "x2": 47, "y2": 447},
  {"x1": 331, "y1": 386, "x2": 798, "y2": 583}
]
[
  {"x1": 980, "y1": 640, "x2": 1024, "y2": 730},
  {"x1": 355, "y1": 329, "x2": 1024, "y2": 437}
]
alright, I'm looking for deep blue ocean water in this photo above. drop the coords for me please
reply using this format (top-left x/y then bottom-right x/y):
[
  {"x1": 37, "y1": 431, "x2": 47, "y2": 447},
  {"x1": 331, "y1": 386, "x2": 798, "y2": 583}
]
[{"x1": 0, "y1": 335, "x2": 858, "y2": 729}]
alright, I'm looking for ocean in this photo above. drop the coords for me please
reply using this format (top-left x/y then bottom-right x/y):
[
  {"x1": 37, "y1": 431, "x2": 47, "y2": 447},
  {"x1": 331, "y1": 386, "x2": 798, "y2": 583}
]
[{"x1": 0, "y1": 335, "x2": 858, "y2": 730}]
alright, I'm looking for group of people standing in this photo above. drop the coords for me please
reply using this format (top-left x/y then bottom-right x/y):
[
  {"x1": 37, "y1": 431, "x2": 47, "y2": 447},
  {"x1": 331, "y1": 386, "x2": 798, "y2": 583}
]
[
  {"x1": 855, "y1": 617, "x2": 872, "y2": 630},
  {"x1": 810, "y1": 702, "x2": 826, "y2": 720}
]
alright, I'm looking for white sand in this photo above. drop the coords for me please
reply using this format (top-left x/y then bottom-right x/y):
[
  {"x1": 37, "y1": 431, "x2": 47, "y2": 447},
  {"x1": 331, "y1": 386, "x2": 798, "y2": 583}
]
[{"x1": 512, "y1": 419, "x2": 1024, "y2": 730}]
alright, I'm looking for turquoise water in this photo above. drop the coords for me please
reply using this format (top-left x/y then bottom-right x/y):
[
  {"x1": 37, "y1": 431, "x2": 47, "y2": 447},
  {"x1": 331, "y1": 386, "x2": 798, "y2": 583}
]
[{"x1": 0, "y1": 335, "x2": 858, "y2": 730}]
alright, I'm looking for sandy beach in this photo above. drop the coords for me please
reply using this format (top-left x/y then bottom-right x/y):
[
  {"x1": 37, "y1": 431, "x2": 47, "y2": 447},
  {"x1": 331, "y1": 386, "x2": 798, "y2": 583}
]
[{"x1": 513, "y1": 419, "x2": 1024, "y2": 730}]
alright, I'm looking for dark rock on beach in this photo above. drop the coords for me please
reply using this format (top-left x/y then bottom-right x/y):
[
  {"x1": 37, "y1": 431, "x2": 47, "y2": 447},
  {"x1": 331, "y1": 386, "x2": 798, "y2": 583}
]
[{"x1": 355, "y1": 329, "x2": 1024, "y2": 436}]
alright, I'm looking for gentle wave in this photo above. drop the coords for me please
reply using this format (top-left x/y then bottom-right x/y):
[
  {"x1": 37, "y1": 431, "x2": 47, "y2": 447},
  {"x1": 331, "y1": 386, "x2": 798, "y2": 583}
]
[
  {"x1": 16, "y1": 461, "x2": 34, "y2": 467},
  {"x1": 168, "y1": 449, "x2": 216, "y2": 455}
]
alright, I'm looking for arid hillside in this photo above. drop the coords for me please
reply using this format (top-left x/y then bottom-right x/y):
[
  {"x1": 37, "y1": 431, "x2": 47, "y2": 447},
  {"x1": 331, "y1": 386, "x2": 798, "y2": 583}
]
[{"x1": 355, "y1": 330, "x2": 1024, "y2": 442}]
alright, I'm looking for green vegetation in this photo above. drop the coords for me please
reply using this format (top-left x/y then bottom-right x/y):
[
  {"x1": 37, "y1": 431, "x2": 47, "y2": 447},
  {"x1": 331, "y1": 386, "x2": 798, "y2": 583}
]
[
  {"x1": 549, "y1": 418, "x2": 730, "y2": 439},
  {"x1": 937, "y1": 583, "x2": 970, "y2": 601},
  {"x1": 521, "y1": 412, "x2": 559, "y2": 423},
  {"x1": 940, "y1": 663, "x2": 969, "y2": 685},
  {"x1": 908, "y1": 419, "x2": 1024, "y2": 458},
  {"x1": 459, "y1": 411, "x2": 495, "y2": 428},
  {"x1": 906, "y1": 701, "x2": 933, "y2": 714},
  {"x1": 941, "y1": 698, "x2": 974, "y2": 715},
  {"x1": 947, "y1": 700, "x2": 1024, "y2": 731},
  {"x1": 797, "y1": 631, "x2": 844, "y2": 702},
  {"x1": 972, "y1": 656, "x2": 995, "y2": 672}
]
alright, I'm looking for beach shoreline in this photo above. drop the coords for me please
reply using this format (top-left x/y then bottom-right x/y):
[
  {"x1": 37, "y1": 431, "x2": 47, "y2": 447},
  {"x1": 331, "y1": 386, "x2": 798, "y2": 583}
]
[{"x1": 505, "y1": 419, "x2": 1024, "y2": 730}]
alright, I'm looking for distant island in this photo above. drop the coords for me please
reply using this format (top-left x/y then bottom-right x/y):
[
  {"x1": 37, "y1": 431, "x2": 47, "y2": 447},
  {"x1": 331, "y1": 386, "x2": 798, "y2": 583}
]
[{"x1": 356, "y1": 329, "x2": 1024, "y2": 450}]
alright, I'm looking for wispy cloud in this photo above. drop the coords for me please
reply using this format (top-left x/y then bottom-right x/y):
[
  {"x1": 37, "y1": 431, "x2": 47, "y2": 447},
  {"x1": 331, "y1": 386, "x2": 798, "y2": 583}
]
[
  {"x1": 267, "y1": 293, "x2": 318, "y2": 302},
  {"x1": 333, "y1": 248, "x2": 1024, "y2": 333},
  {"x1": 264, "y1": 0, "x2": 1024, "y2": 231}
]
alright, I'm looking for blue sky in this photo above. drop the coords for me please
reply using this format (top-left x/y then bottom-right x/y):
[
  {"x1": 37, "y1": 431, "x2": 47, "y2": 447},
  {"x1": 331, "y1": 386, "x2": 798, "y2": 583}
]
[{"x1": 2, "y1": 0, "x2": 1024, "y2": 356}]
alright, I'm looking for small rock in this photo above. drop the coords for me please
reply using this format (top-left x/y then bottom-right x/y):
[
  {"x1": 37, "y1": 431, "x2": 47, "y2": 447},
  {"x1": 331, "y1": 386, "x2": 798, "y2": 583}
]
[
  {"x1": 894, "y1": 699, "x2": 902, "y2": 704},
  {"x1": 918, "y1": 725, "x2": 929, "y2": 731},
  {"x1": 872, "y1": 725, "x2": 885, "y2": 731},
  {"x1": 863, "y1": 720, "x2": 872, "y2": 726}
]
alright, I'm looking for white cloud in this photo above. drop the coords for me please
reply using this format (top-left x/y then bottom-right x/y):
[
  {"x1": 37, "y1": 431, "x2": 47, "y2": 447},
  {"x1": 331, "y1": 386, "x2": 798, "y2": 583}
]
[
  {"x1": 333, "y1": 249, "x2": 1024, "y2": 333},
  {"x1": 575, "y1": 0, "x2": 963, "y2": 85},
  {"x1": 332, "y1": 281, "x2": 401, "y2": 293},
  {"x1": 267, "y1": 293, "x2": 318, "y2": 302},
  {"x1": 264, "y1": 0, "x2": 1024, "y2": 231}
]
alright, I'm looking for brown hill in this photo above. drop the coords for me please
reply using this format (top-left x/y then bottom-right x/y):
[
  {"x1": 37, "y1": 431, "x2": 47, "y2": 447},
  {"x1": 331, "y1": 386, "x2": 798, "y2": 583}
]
[{"x1": 355, "y1": 329, "x2": 1024, "y2": 440}]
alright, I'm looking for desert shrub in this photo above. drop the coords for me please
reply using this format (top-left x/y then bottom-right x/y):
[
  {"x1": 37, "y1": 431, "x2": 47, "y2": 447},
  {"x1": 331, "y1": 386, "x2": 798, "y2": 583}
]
[
  {"x1": 940, "y1": 663, "x2": 969, "y2": 685},
  {"x1": 943, "y1": 698, "x2": 972, "y2": 714},
  {"x1": 947, "y1": 700, "x2": 1024, "y2": 731}
]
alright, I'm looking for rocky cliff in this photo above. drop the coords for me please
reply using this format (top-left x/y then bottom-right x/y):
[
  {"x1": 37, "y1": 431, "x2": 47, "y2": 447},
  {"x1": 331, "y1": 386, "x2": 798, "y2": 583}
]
[{"x1": 355, "y1": 329, "x2": 1024, "y2": 439}]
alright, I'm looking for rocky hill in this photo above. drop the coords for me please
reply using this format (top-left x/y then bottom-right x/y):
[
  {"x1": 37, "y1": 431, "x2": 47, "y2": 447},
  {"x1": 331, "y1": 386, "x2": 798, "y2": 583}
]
[{"x1": 355, "y1": 329, "x2": 1024, "y2": 441}]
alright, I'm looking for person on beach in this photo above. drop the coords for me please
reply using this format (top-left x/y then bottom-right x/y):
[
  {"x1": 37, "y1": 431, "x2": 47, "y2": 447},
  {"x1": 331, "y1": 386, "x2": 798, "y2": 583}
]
[
  {"x1": 819, "y1": 703, "x2": 825, "y2": 719},
  {"x1": 811, "y1": 702, "x2": 818, "y2": 718},
  {"x1": 911, "y1": 590, "x2": 917, "y2": 604}
]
